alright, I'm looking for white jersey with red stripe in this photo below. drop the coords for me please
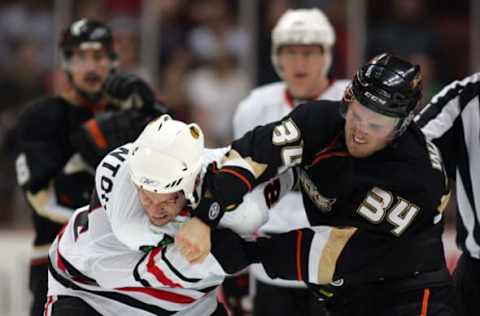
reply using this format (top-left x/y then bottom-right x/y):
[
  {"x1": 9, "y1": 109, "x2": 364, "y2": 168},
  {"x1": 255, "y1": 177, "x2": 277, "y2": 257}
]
[
  {"x1": 48, "y1": 206, "x2": 222, "y2": 316},
  {"x1": 47, "y1": 144, "x2": 295, "y2": 315},
  {"x1": 233, "y1": 79, "x2": 350, "y2": 287}
]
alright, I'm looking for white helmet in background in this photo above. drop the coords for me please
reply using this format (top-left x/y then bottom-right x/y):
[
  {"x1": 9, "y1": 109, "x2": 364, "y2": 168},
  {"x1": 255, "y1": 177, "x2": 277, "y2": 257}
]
[
  {"x1": 128, "y1": 114, "x2": 204, "y2": 203},
  {"x1": 271, "y1": 8, "x2": 336, "y2": 79}
]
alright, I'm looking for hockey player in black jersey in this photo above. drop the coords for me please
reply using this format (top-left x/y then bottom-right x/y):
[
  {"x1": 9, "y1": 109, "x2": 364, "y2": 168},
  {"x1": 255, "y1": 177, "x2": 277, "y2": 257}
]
[
  {"x1": 14, "y1": 18, "x2": 167, "y2": 315},
  {"x1": 176, "y1": 53, "x2": 458, "y2": 315}
]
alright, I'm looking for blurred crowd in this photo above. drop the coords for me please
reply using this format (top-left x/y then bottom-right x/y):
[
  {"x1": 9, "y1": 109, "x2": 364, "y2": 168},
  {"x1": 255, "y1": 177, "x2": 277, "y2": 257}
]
[{"x1": 0, "y1": 0, "x2": 470, "y2": 227}]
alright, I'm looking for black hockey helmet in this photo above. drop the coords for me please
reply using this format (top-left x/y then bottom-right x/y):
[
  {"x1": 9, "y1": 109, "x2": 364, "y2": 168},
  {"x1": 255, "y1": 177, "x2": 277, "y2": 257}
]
[
  {"x1": 60, "y1": 18, "x2": 117, "y2": 61},
  {"x1": 343, "y1": 53, "x2": 422, "y2": 135},
  {"x1": 351, "y1": 53, "x2": 422, "y2": 118}
]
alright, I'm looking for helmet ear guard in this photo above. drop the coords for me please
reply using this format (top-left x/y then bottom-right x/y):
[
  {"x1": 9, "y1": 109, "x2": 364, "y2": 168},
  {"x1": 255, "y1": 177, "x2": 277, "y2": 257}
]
[
  {"x1": 128, "y1": 115, "x2": 205, "y2": 204},
  {"x1": 271, "y1": 8, "x2": 336, "y2": 79}
]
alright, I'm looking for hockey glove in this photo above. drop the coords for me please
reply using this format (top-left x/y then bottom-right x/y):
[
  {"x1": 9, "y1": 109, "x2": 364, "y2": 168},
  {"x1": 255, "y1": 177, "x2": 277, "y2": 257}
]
[
  {"x1": 210, "y1": 229, "x2": 260, "y2": 274},
  {"x1": 307, "y1": 281, "x2": 344, "y2": 302},
  {"x1": 193, "y1": 162, "x2": 253, "y2": 227},
  {"x1": 104, "y1": 73, "x2": 156, "y2": 111},
  {"x1": 70, "y1": 108, "x2": 152, "y2": 167}
]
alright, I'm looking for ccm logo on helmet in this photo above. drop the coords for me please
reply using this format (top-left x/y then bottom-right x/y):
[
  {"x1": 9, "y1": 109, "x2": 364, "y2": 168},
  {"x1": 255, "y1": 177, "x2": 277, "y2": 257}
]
[{"x1": 364, "y1": 91, "x2": 387, "y2": 105}]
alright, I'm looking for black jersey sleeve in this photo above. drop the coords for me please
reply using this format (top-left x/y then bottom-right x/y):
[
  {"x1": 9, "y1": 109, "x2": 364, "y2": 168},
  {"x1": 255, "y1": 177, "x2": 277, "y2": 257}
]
[
  {"x1": 250, "y1": 223, "x2": 446, "y2": 286},
  {"x1": 70, "y1": 103, "x2": 170, "y2": 168},
  {"x1": 194, "y1": 101, "x2": 342, "y2": 226},
  {"x1": 209, "y1": 228, "x2": 254, "y2": 274},
  {"x1": 70, "y1": 108, "x2": 149, "y2": 167},
  {"x1": 231, "y1": 101, "x2": 340, "y2": 181},
  {"x1": 15, "y1": 98, "x2": 71, "y2": 193}
]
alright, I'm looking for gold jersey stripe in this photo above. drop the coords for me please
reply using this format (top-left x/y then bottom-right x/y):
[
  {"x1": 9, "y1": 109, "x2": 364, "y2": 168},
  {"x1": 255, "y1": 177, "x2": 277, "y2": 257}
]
[
  {"x1": 318, "y1": 227, "x2": 357, "y2": 284},
  {"x1": 26, "y1": 183, "x2": 71, "y2": 224}
]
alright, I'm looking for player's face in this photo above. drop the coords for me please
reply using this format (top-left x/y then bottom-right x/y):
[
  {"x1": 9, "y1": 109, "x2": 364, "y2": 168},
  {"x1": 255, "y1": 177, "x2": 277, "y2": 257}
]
[
  {"x1": 278, "y1": 45, "x2": 328, "y2": 99},
  {"x1": 68, "y1": 47, "x2": 112, "y2": 95},
  {"x1": 138, "y1": 189, "x2": 186, "y2": 226},
  {"x1": 344, "y1": 100, "x2": 399, "y2": 158}
]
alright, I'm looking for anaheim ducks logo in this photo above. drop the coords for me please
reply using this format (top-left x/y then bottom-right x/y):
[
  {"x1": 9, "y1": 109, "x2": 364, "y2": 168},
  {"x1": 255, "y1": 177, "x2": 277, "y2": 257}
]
[{"x1": 298, "y1": 170, "x2": 336, "y2": 212}]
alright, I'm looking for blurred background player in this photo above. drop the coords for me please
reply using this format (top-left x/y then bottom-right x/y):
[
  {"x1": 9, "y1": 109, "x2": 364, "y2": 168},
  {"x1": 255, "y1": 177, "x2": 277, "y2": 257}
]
[
  {"x1": 14, "y1": 18, "x2": 167, "y2": 315},
  {"x1": 232, "y1": 8, "x2": 349, "y2": 316},
  {"x1": 416, "y1": 73, "x2": 480, "y2": 316}
]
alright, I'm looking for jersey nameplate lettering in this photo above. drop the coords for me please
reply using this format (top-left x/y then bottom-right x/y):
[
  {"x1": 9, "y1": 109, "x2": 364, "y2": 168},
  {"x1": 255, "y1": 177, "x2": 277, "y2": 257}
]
[
  {"x1": 98, "y1": 146, "x2": 129, "y2": 207},
  {"x1": 425, "y1": 139, "x2": 443, "y2": 171}
]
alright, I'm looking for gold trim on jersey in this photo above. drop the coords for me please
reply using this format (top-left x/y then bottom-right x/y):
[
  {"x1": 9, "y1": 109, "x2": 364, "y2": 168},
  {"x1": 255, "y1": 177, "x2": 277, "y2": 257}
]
[
  {"x1": 318, "y1": 227, "x2": 357, "y2": 284},
  {"x1": 27, "y1": 182, "x2": 71, "y2": 224},
  {"x1": 31, "y1": 244, "x2": 52, "y2": 259},
  {"x1": 437, "y1": 191, "x2": 451, "y2": 213},
  {"x1": 224, "y1": 149, "x2": 267, "y2": 179}
]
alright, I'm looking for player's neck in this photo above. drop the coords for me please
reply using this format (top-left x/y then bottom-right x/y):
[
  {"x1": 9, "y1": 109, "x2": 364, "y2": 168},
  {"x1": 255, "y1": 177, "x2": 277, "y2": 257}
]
[
  {"x1": 286, "y1": 79, "x2": 331, "y2": 106},
  {"x1": 310, "y1": 78, "x2": 331, "y2": 99},
  {"x1": 63, "y1": 87, "x2": 107, "y2": 111}
]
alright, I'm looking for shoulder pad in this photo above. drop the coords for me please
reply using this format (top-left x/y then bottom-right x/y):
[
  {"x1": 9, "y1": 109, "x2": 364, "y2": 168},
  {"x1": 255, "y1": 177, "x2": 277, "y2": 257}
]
[{"x1": 17, "y1": 97, "x2": 71, "y2": 133}]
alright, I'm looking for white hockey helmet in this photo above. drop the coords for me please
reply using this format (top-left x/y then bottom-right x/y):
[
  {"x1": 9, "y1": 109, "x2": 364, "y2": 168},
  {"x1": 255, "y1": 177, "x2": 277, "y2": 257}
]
[
  {"x1": 271, "y1": 8, "x2": 336, "y2": 79},
  {"x1": 128, "y1": 114, "x2": 204, "y2": 203}
]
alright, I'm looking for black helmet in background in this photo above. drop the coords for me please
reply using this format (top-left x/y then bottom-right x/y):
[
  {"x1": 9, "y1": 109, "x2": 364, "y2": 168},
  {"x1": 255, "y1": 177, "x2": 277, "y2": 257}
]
[
  {"x1": 60, "y1": 18, "x2": 117, "y2": 62},
  {"x1": 59, "y1": 19, "x2": 118, "y2": 104}
]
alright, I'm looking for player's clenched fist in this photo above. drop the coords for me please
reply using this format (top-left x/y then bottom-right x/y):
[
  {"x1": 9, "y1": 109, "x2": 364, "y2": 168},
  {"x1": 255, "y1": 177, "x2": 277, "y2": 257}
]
[{"x1": 175, "y1": 217, "x2": 211, "y2": 263}]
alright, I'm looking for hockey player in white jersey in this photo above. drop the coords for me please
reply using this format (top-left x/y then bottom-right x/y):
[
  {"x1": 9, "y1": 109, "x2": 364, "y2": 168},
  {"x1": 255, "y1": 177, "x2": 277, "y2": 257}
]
[
  {"x1": 232, "y1": 8, "x2": 349, "y2": 316},
  {"x1": 46, "y1": 115, "x2": 294, "y2": 316}
]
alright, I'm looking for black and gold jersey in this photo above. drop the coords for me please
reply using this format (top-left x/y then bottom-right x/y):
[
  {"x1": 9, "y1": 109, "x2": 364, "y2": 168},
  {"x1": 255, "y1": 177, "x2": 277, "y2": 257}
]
[
  {"x1": 202, "y1": 100, "x2": 450, "y2": 284},
  {"x1": 15, "y1": 97, "x2": 96, "y2": 248}
]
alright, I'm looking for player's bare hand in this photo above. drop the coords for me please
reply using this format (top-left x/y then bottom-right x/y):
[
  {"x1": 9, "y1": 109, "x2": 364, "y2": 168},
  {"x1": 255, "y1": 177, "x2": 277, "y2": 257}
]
[{"x1": 175, "y1": 217, "x2": 211, "y2": 263}]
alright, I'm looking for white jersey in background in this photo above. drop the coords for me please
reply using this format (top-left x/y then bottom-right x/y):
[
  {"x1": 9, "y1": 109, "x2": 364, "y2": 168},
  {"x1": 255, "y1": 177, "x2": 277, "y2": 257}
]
[
  {"x1": 47, "y1": 144, "x2": 295, "y2": 315},
  {"x1": 233, "y1": 79, "x2": 350, "y2": 287}
]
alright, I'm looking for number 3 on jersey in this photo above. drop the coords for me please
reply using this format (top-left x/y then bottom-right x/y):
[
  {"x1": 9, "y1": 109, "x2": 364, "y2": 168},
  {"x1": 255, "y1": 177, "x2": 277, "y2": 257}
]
[
  {"x1": 357, "y1": 187, "x2": 420, "y2": 236},
  {"x1": 272, "y1": 118, "x2": 300, "y2": 144},
  {"x1": 272, "y1": 118, "x2": 303, "y2": 168}
]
